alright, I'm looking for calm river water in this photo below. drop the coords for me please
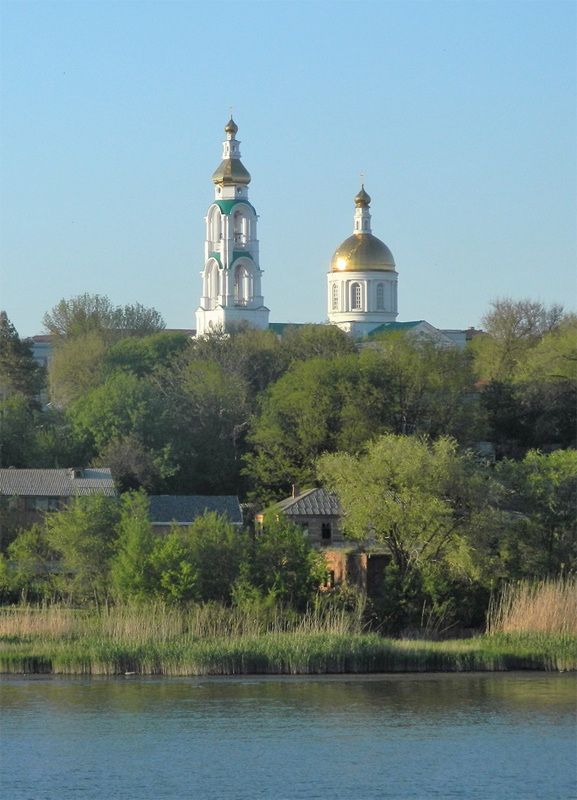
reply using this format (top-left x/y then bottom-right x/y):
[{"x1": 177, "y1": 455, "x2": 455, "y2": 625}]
[{"x1": 1, "y1": 673, "x2": 575, "y2": 800}]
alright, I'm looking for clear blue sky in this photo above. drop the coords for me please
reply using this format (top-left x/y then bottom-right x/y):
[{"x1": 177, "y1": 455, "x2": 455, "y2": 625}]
[{"x1": 1, "y1": 0, "x2": 575, "y2": 337}]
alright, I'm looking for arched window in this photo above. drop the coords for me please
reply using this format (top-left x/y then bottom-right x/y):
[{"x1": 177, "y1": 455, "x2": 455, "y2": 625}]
[
  {"x1": 332, "y1": 283, "x2": 339, "y2": 311},
  {"x1": 233, "y1": 211, "x2": 245, "y2": 246},
  {"x1": 351, "y1": 283, "x2": 362, "y2": 310},
  {"x1": 376, "y1": 283, "x2": 385, "y2": 310},
  {"x1": 234, "y1": 263, "x2": 251, "y2": 305}
]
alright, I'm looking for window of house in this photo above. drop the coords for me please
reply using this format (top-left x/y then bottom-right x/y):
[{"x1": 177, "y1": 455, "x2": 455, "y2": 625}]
[
  {"x1": 331, "y1": 283, "x2": 339, "y2": 311},
  {"x1": 351, "y1": 283, "x2": 361, "y2": 310},
  {"x1": 323, "y1": 570, "x2": 335, "y2": 588},
  {"x1": 321, "y1": 522, "x2": 332, "y2": 542},
  {"x1": 376, "y1": 283, "x2": 385, "y2": 310},
  {"x1": 25, "y1": 497, "x2": 60, "y2": 512}
]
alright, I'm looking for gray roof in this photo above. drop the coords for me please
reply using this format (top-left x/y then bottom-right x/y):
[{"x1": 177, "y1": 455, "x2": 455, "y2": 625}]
[
  {"x1": 273, "y1": 487, "x2": 341, "y2": 517},
  {"x1": 0, "y1": 468, "x2": 117, "y2": 497},
  {"x1": 148, "y1": 495, "x2": 243, "y2": 525}
]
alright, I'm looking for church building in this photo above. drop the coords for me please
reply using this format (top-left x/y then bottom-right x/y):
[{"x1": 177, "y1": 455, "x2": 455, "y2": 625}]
[
  {"x1": 195, "y1": 117, "x2": 269, "y2": 336},
  {"x1": 195, "y1": 118, "x2": 466, "y2": 347}
]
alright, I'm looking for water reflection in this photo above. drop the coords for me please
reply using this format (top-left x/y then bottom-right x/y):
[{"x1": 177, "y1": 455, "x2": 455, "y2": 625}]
[{"x1": 1, "y1": 674, "x2": 575, "y2": 800}]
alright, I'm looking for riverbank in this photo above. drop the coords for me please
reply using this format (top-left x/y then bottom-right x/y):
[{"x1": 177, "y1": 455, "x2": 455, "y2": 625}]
[{"x1": 1, "y1": 603, "x2": 574, "y2": 675}]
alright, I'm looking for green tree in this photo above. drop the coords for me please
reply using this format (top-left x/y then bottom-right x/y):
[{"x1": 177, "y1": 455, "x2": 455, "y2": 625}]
[
  {"x1": 0, "y1": 311, "x2": 44, "y2": 400},
  {"x1": 282, "y1": 323, "x2": 356, "y2": 362},
  {"x1": 0, "y1": 394, "x2": 39, "y2": 467},
  {"x1": 318, "y1": 435, "x2": 489, "y2": 577},
  {"x1": 478, "y1": 313, "x2": 577, "y2": 454},
  {"x1": 158, "y1": 358, "x2": 252, "y2": 494},
  {"x1": 110, "y1": 490, "x2": 157, "y2": 600},
  {"x1": 43, "y1": 293, "x2": 165, "y2": 341},
  {"x1": 148, "y1": 532, "x2": 199, "y2": 604},
  {"x1": 318, "y1": 435, "x2": 495, "y2": 632},
  {"x1": 0, "y1": 524, "x2": 58, "y2": 601},
  {"x1": 473, "y1": 297, "x2": 565, "y2": 382},
  {"x1": 362, "y1": 331, "x2": 483, "y2": 441},
  {"x1": 47, "y1": 330, "x2": 108, "y2": 407},
  {"x1": 495, "y1": 449, "x2": 577, "y2": 576},
  {"x1": 70, "y1": 372, "x2": 169, "y2": 453},
  {"x1": 180, "y1": 512, "x2": 249, "y2": 604},
  {"x1": 103, "y1": 331, "x2": 191, "y2": 379},
  {"x1": 42, "y1": 493, "x2": 120, "y2": 603},
  {"x1": 249, "y1": 514, "x2": 327, "y2": 610}
]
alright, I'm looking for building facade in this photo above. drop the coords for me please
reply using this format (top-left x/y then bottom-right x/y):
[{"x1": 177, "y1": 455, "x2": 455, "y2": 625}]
[
  {"x1": 195, "y1": 118, "x2": 270, "y2": 336},
  {"x1": 327, "y1": 185, "x2": 399, "y2": 338}
]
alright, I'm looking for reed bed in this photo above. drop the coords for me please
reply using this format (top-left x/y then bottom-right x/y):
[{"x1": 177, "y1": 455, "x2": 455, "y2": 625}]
[
  {"x1": 487, "y1": 577, "x2": 577, "y2": 635},
  {"x1": 0, "y1": 602, "x2": 575, "y2": 675}
]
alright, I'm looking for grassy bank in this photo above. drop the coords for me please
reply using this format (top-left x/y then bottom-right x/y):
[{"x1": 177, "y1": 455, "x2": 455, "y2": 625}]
[{"x1": 0, "y1": 603, "x2": 575, "y2": 675}]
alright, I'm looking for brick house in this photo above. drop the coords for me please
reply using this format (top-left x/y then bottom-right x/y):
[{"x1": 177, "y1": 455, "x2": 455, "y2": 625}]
[
  {"x1": 256, "y1": 486, "x2": 344, "y2": 548},
  {"x1": 256, "y1": 486, "x2": 391, "y2": 596}
]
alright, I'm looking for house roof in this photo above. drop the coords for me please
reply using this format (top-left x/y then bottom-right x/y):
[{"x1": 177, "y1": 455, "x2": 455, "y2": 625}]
[
  {"x1": 271, "y1": 487, "x2": 341, "y2": 517},
  {"x1": 0, "y1": 468, "x2": 116, "y2": 497},
  {"x1": 148, "y1": 495, "x2": 243, "y2": 525}
]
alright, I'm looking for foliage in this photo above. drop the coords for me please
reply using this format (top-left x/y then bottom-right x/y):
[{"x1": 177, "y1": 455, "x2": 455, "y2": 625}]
[
  {"x1": 109, "y1": 491, "x2": 157, "y2": 601},
  {"x1": 474, "y1": 298, "x2": 565, "y2": 381},
  {"x1": 103, "y1": 331, "x2": 191, "y2": 379},
  {"x1": 494, "y1": 449, "x2": 577, "y2": 577},
  {"x1": 43, "y1": 293, "x2": 165, "y2": 341},
  {"x1": 318, "y1": 435, "x2": 498, "y2": 632},
  {"x1": 42, "y1": 494, "x2": 121, "y2": 603},
  {"x1": 69, "y1": 371, "x2": 169, "y2": 455},
  {"x1": 0, "y1": 525, "x2": 58, "y2": 601},
  {"x1": 0, "y1": 393, "x2": 39, "y2": 468},
  {"x1": 48, "y1": 330, "x2": 108, "y2": 407},
  {"x1": 156, "y1": 357, "x2": 252, "y2": 494},
  {"x1": 0, "y1": 311, "x2": 44, "y2": 401},
  {"x1": 243, "y1": 514, "x2": 328, "y2": 610},
  {"x1": 178, "y1": 513, "x2": 249, "y2": 605}
]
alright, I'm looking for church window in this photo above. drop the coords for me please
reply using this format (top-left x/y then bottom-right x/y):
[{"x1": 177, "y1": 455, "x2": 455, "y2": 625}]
[
  {"x1": 332, "y1": 283, "x2": 339, "y2": 311},
  {"x1": 376, "y1": 283, "x2": 385, "y2": 310},
  {"x1": 351, "y1": 283, "x2": 362, "y2": 310}
]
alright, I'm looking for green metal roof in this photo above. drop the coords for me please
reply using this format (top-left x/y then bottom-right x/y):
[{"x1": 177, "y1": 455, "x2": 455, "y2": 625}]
[
  {"x1": 268, "y1": 322, "x2": 307, "y2": 335},
  {"x1": 212, "y1": 199, "x2": 256, "y2": 215},
  {"x1": 367, "y1": 321, "x2": 425, "y2": 337}
]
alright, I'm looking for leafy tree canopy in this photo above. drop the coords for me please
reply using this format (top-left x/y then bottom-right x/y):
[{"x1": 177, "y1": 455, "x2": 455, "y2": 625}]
[
  {"x1": 0, "y1": 311, "x2": 44, "y2": 400},
  {"x1": 43, "y1": 293, "x2": 165, "y2": 341}
]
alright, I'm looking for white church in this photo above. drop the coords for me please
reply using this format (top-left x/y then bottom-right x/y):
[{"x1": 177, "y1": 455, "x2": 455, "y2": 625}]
[{"x1": 194, "y1": 117, "x2": 472, "y2": 347}]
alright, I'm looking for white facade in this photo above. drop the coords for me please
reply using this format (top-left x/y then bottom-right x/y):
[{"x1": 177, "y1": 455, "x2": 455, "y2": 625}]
[
  {"x1": 327, "y1": 187, "x2": 399, "y2": 338},
  {"x1": 195, "y1": 119, "x2": 269, "y2": 336}
]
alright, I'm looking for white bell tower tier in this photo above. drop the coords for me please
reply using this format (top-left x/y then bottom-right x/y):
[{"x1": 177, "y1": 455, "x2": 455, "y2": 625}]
[
  {"x1": 327, "y1": 185, "x2": 398, "y2": 338},
  {"x1": 195, "y1": 117, "x2": 270, "y2": 336}
]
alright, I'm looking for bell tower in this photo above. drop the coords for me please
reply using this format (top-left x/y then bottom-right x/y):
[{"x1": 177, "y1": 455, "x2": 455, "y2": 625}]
[{"x1": 195, "y1": 117, "x2": 270, "y2": 336}]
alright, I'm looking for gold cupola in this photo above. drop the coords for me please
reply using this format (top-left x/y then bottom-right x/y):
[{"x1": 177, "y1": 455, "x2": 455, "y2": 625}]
[
  {"x1": 331, "y1": 187, "x2": 395, "y2": 272},
  {"x1": 354, "y1": 186, "x2": 371, "y2": 207},
  {"x1": 212, "y1": 117, "x2": 251, "y2": 186}
]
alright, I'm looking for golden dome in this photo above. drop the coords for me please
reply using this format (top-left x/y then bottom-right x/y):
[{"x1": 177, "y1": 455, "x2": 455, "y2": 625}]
[
  {"x1": 212, "y1": 158, "x2": 251, "y2": 186},
  {"x1": 224, "y1": 117, "x2": 238, "y2": 136},
  {"x1": 331, "y1": 233, "x2": 395, "y2": 272},
  {"x1": 354, "y1": 186, "x2": 371, "y2": 207}
]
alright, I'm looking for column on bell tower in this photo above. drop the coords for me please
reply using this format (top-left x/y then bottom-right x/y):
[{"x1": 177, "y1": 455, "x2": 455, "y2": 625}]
[{"x1": 195, "y1": 117, "x2": 269, "y2": 336}]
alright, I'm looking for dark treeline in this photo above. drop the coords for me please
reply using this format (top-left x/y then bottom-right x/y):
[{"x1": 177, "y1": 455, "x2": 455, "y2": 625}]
[{"x1": 0, "y1": 296, "x2": 575, "y2": 634}]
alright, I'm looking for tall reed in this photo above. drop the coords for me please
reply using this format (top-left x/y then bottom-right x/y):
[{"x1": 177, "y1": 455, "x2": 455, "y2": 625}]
[
  {"x1": 487, "y1": 577, "x2": 577, "y2": 635},
  {"x1": 0, "y1": 599, "x2": 575, "y2": 675}
]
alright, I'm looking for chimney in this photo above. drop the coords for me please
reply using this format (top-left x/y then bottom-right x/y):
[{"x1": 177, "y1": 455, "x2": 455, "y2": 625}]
[{"x1": 292, "y1": 484, "x2": 300, "y2": 498}]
